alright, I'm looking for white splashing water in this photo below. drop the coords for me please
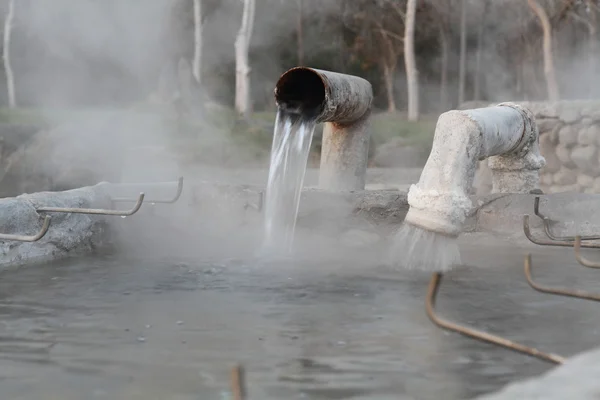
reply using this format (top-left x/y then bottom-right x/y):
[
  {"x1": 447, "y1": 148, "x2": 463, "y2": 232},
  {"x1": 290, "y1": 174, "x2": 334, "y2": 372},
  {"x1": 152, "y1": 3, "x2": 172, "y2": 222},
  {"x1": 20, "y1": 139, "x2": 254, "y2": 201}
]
[
  {"x1": 262, "y1": 109, "x2": 317, "y2": 254},
  {"x1": 388, "y1": 223, "x2": 462, "y2": 272}
]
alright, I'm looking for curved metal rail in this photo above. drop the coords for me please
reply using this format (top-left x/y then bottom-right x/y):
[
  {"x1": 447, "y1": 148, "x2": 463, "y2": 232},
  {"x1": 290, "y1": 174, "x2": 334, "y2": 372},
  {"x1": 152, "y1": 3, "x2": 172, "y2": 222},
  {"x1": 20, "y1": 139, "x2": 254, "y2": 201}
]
[
  {"x1": 112, "y1": 177, "x2": 183, "y2": 204},
  {"x1": 534, "y1": 196, "x2": 600, "y2": 242},
  {"x1": 37, "y1": 193, "x2": 145, "y2": 216},
  {"x1": 426, "y1": 272, "x2": 565, "y2": 365},
  {"x1": 523, "y1": 215, "x2": 600, "y2": 248},
  {"x1": 230, "y1": 364, "x2": 247, "y2": 400},
  {"x1": 0, "y1": 215, "x2": 51, "y2": 242},
  {"x1": 524, "y1": 253, "x2": 600, "y2": 301},
  {"x1": 574, "y1": 236, "x2": 600, "y2": 268}
]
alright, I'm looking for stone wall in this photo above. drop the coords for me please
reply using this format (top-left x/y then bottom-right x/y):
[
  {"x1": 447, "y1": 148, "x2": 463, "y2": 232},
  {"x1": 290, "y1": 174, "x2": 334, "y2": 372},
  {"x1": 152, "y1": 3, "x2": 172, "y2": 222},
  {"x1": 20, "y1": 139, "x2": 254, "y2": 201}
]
[{"x1": 466, "y1": 101, "x2": 600, "y2": 195}]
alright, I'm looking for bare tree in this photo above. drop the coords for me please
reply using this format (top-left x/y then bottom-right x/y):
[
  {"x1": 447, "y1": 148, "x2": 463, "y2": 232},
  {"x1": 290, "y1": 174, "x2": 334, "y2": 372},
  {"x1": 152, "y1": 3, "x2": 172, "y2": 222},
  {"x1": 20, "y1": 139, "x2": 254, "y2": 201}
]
[
  {"x1": 235, "y1": 0, "x2": 256, "y2": 117},
  {"x1": 405, "y1": 0, "x2": 418, "y2": 120},
  {"x1": 343, "y1": 0, "x2": 405, "y2": 113},
  {"x1": 569, "y1": 1, "x2": 597, "y2": 98},
  {"x1": 4, "y1": 0, "x2": 16, "y2": 109},
  {"x1": 192, "y1": 0, "x2": 202, "y2": 83},
  {"x1": 458, "y1": 0, "x2": 467, "y2": 105},
  {"x1": 297, "y1": 0, "x2": 304, "y2": 65},
  {"x1": 429, "y1": 0, "x2": 451, "y2": 111},
  {"x1": 473, "y1": 0, "x2": 488, "y2": 101},
  {"x1": 528, "y1": 0, "x2": 560, "y2": 101}
]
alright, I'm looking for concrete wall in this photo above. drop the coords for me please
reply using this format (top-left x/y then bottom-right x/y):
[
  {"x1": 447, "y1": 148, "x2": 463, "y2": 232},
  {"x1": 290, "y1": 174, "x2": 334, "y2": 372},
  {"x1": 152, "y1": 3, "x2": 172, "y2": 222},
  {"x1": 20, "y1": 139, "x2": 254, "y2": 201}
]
[{"x1": 467, "y1": 101, "x2": 600, "y2": 195}]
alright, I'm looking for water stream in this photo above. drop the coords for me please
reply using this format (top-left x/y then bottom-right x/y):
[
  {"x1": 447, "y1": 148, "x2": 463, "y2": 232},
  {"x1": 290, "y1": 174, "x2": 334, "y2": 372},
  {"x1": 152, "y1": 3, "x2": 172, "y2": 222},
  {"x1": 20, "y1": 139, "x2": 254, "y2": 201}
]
[
  {"x1": 263, "y1": 109, "x2": 317, "y2": 253},
  {"x1": 389, "y1": 224, "x2": 462, "y2": 272}
]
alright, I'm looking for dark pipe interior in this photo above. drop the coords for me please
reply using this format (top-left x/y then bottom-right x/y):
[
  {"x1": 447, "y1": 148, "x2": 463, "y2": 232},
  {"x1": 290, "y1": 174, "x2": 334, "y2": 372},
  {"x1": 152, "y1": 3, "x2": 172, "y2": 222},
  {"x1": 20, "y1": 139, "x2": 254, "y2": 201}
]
[{"x1": 275, "y1": 68, "x2": 326, "y2": 119}]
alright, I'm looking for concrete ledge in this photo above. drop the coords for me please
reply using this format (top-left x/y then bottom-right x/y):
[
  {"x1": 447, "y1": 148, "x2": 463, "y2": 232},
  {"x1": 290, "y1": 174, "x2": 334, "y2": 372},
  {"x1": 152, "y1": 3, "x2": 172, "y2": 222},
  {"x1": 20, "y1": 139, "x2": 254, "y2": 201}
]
[
  {"x1": 474, "y1": 192, "x2": 600, "y2": 242},
  {"x1": 190, "y1": 182, "x2": 600, "y2": 248},
  {"x1": 476, "y1": 346, "x2": 600, "y2": 399},
  {"x1": 0, "y1": 185, "x2": 112, "y2": 268}
]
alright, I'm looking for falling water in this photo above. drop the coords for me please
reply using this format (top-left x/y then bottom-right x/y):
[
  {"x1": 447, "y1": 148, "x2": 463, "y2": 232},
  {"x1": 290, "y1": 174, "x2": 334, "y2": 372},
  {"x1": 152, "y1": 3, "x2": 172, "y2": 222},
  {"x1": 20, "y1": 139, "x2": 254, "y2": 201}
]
[
  {"x1": 388, "y1": 223, "x2": 461, "y2": 272},
  {"x1": 262, "y1": 109, "x2": 317, "y2": 253}
]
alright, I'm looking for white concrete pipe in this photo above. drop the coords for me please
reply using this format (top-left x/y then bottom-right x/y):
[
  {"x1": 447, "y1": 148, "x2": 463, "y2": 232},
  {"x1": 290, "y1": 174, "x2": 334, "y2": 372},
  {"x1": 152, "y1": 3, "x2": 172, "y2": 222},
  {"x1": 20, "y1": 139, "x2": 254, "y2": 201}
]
[{"x1": 405, "y1": 103, "x2": 546, "y2": 237}]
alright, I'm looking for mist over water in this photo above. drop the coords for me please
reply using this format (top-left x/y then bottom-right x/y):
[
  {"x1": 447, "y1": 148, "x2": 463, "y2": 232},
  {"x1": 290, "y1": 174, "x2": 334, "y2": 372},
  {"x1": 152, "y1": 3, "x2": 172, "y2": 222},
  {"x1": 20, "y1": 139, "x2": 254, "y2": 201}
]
[
  {"x1": 389, "y1": 223, "x2": 461, "y2": 272},
  {"x1": 262, "y1": 109, "x2": 316, "y2": 254}
]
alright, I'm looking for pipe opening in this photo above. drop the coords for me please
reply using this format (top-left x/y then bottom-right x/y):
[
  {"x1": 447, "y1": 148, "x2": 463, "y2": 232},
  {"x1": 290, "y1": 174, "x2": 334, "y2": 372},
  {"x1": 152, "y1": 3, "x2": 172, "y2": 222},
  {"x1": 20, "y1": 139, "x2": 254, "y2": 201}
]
[{"x1": 275, "y1": 68, "x2": 326, "y2": 119}]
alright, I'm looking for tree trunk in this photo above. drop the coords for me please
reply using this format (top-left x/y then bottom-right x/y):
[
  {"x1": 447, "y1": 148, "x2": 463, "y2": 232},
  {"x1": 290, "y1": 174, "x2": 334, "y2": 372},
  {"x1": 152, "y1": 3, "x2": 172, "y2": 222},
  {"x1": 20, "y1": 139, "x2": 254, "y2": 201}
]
[
  {"x1": 297, "y1": 0, "x2": 304, "y2": 65},
  {"x1": 404, "y1": 0, "x2": 419, "y2": 121},
  {"x1": 527, "y1": 0, "x2": 560, "y2": 101},
  {"x1": 235, "y1": 0, "x2": 256, "y2": 117},
  {"x1": 4, "y1": 0, "x2": 16, "y2": 109},
  {"x1": 439, "y1": 26, "x2": 449, "y2": 112},
  {"x1": 586, "y1": 0, "x2": 596, "y2": 98},
  {"x1": 473, "y1": 0, "x2": 488, "y2": 101},
  {"x1": 382, "y1": 62, "x2": 396, "y2": 113},
  {"x1": 458, "y1": 0, "x2": 467, "y2": 105},
  {"x1": 192, "y1": 0, "x2": 202, "y2": 83}
]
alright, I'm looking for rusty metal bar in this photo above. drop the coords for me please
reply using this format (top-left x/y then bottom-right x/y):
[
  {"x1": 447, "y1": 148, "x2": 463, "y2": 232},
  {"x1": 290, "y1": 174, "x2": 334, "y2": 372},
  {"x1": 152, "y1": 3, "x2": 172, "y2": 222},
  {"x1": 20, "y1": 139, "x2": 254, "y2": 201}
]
[
  {"x1": 230, "y1": 364, "x2": 247, "y2": 400},
  {"x1": 524, "y1": 253, "x2": 600, "y2": 301},
  {"x1": 534, "y1": 196, "x2": 600, "y2": 241},
  {"x1": 274, "y1": 67, "x2": 373, "y2": 191},
  {"x1": 523, "y1": 215, "x2": 600, "y2": 248},
  {"x1": 112, "y1": 177, "x2": 183, "y2": 204},
  {"x1": 574, "y1": 236, "x2": 600, "y2": 268},
  {"x1": 37, "y1": 193, "x2": 145, "y2": 216},
  {"x1": 0, "y1": 215, "x2": 51, "y2": 242},
  {"x1": 426, "y1": 272, "x2": 565, "y2": 365}
]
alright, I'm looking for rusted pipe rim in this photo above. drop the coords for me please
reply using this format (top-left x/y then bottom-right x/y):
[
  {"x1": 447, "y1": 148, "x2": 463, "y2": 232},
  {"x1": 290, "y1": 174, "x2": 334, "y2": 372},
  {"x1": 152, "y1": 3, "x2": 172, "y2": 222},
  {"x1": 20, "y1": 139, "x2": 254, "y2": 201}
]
[
  {"x1": 274, "y1": 67, "x2": 326, "y2": 119},
  {"x1": 497, "y1": 102, "x2": 537, "y2": 156}
]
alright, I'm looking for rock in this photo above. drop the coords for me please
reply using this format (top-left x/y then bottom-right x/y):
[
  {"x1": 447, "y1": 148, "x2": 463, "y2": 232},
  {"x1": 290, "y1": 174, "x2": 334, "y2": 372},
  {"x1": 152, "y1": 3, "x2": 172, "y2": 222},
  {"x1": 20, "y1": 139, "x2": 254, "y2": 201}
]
[
  {"x1": 525, "y1": 101, "x2": 559, "y2": 118},
  {"x1": 590, "y1": 125, "x2": 600, "y2": 146},
  {"x1": 558, "y1": 125, "x2": 578, "y2": 147},
  {"x1": 553, "y1": 167, "x2": 577, "y2": 185},
  {"x1": 475, "y1": 346, "x2": 600, "y2": 400},
  {"x1": 555, "y1": 144, "x2": 575, "y2": 168},
  {"x1": 577, "y1": 174, "x2": 595, "y2": 188},
  {"x1": 536, "y1": 118, "x2": 561, "y2": 134},
  {"x1": 473, "y1": 161, "x2": 493, "y2": 196},
  {"x1": 540, "y1": 173, "x2": 553, "y2": 186},
  {"x1": 558, "y1": 104, "x2": 581, "y2": 123},
  {"x1": 548, "y1": 184, "x2": 580, "y2": 193},
  {"x1": 581, "y1": 102, "x2": 600, "y2": 120},
  {"x1": 0, "y1": 185, "x2": 111, "y2": 269},
  {"x1": 571, "y1": 145, "x2": 597, "y2": 171},
  {"x1": 593, "y1": 177, "x2": 600, "y2": 192},
  {"x1": 578, "y1": 125, "x2": 597, "y2": 145},
  {"x1": 548, "y1": 123, "x2": 561, "y2": 144},
  {"x1": 340, "y1": 229, "x2": 380, "y2": 247},
  {"x1": 538, "y1": 133, "x2": 560, "y2": 173},
  {"x1": 372, "y1": 137, "x2": 426, "y2": 168}
]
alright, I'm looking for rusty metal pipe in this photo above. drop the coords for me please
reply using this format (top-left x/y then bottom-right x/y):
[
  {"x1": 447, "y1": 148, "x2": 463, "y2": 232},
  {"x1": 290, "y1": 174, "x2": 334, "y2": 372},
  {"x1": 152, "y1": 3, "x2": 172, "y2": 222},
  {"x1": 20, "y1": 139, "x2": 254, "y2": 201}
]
[
  {"x1": 274, "y1": 67, "x2": 373, "y2": 191},
  {"x1": 426, "y1": 272, "x2": 565, "y2": 364},
  {"x1": 37, "y1": 193, "x2": 145, "y2": 216},
  {"x1": 0, "y1": 215, "x2": 51, "y2": 242},
  {"x1": 524, "y1": 253, "x2": 600, "y2": 301}
]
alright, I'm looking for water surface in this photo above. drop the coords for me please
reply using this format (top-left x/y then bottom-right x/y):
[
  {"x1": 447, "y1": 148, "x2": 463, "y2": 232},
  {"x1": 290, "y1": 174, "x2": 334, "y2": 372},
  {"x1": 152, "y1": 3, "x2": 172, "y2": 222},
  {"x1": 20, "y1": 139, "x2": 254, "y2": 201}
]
[{"x1": 0, "y1": 241, "x2": 598, "y2": 399}]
